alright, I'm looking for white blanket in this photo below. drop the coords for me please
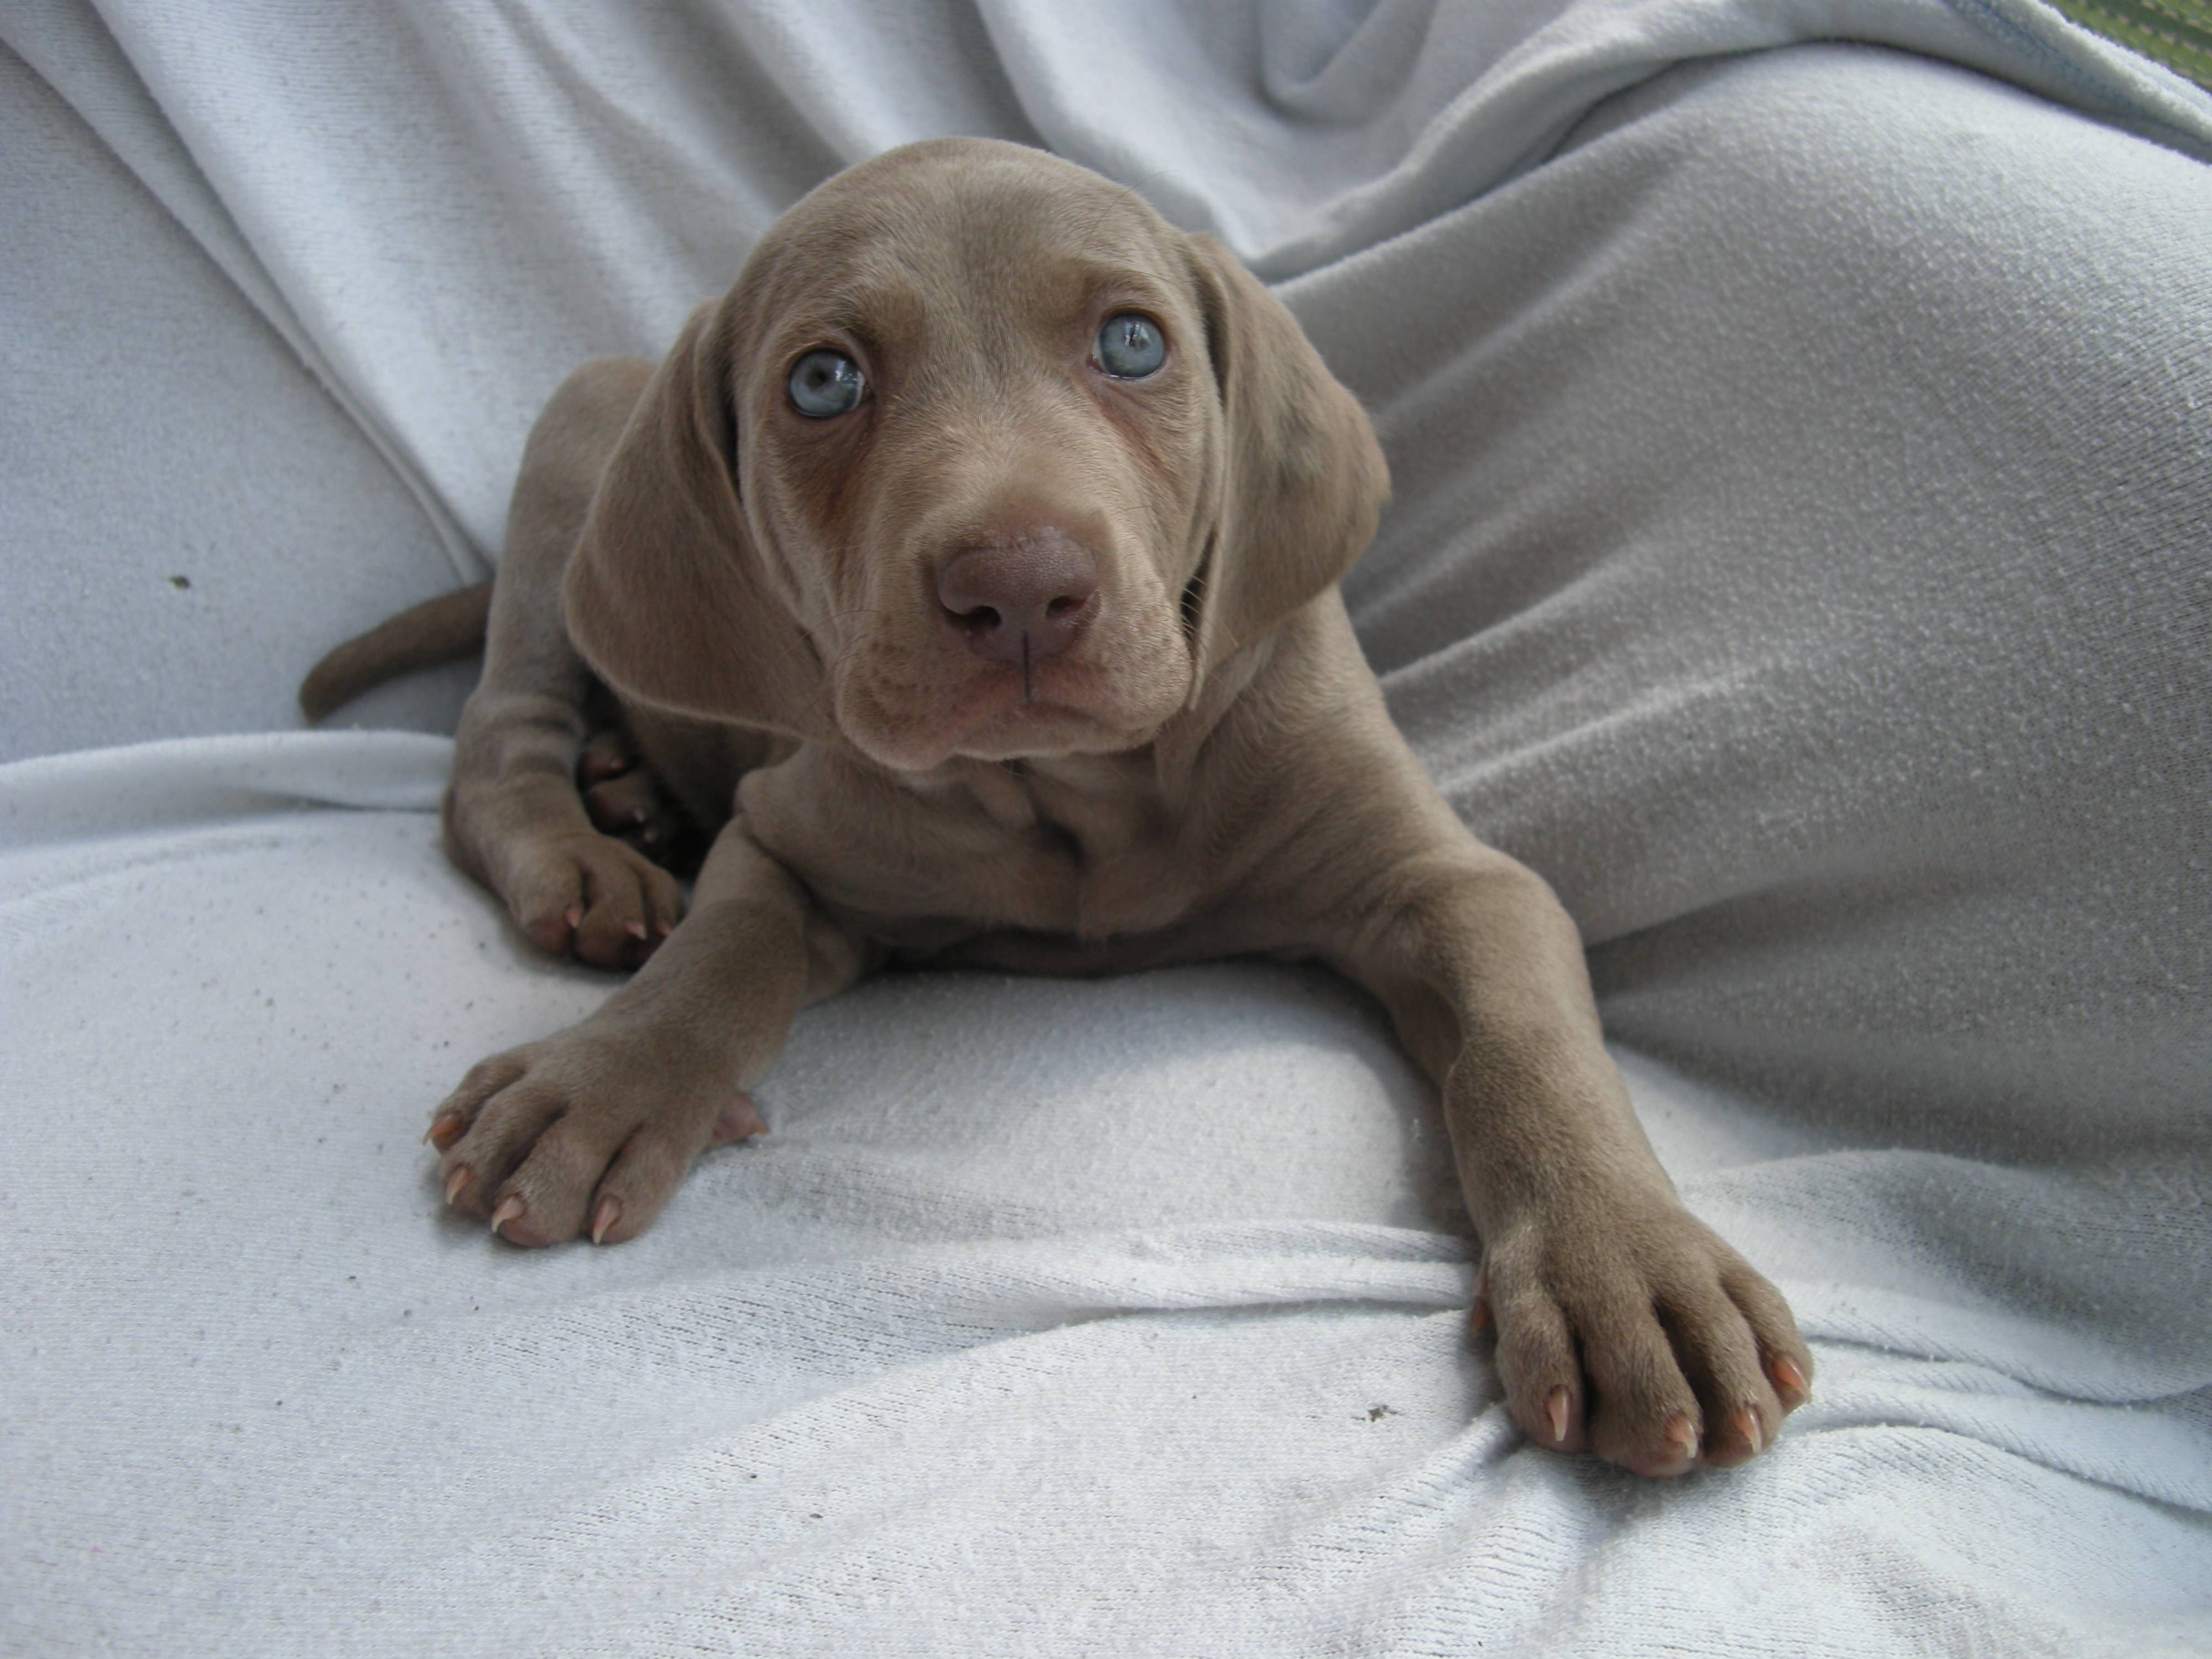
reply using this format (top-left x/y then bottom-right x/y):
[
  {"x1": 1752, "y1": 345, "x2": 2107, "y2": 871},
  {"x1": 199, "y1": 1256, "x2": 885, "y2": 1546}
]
[{"x1": 5, "y1": 4, "x2": 2210, "y2": 1654}]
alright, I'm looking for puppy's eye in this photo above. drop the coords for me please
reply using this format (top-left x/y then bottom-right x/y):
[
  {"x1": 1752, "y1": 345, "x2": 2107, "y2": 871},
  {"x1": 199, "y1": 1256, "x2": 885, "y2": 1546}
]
[
  {"x1": 1094, "y1": 312, "x2": 1165, "y2": 379},
  {"x1": 787, "y1": 349, "x2": 865, "y2": 418}
]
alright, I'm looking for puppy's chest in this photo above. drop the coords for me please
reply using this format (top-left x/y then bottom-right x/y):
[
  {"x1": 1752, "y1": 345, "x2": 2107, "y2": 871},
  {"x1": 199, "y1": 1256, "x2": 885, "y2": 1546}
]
[{"x1": 738, "y1": 748, "x2": 1207, "y2": 948}]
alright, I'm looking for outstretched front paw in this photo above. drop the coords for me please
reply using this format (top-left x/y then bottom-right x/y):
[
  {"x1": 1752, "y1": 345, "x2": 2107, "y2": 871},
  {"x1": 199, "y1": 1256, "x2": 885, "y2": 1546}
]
[
  {"x1": 1474, "y1": 1196, "x2": 1811, "y2": 1474},
  {"x1": 425, "y1": 1027, "x2": 765, "y2": 1248}
]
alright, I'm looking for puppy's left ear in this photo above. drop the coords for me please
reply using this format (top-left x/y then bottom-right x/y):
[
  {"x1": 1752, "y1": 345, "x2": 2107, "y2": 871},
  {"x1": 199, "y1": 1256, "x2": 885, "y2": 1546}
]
[
  {"x1": 1183, "y1": 234, "x2": 1390, "y2": 685},
  {"x1": 562, "y1": 300, "x2": 834, "y2": 739}
]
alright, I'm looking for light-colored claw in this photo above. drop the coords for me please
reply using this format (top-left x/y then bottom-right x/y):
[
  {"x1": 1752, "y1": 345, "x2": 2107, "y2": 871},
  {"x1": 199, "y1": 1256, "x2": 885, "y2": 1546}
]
[
  {"x1": 590, "y1": 1196, "x2": 621, "y2": 1246},
  {"x1": 1664, "y1": 1415, "x2": 1699, "y2": 1460},
  {"x1": 444, "y1": 1166, "x2": 471, "y2": 1205},
  {"x1": 712, "y1": 1094, "x2": 768, "y2": 1144},
  {"x1": 1731, "y1": 1406, "x2": 1764, "y2": 1454},
  {"x1": 1770, "y1": 1354, "x2": 1810, "y2": 1405},
  {"x1": 1545, "y1": 1386, "x2": 1571, "y2": 1446},
  {"x1": 489, "y1": 1195, "x2": 524, "y2": 1234}
]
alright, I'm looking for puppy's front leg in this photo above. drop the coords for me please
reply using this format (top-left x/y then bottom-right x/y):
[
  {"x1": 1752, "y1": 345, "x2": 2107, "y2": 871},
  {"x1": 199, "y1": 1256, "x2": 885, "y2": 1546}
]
[
  {"x1": 444, "y1": 357, "x2": 689, "y2": 970},
  {"x1": 1335, "y1": 843, "x2": 1812, "y2": 1474},
  {"x1": 430, "y1": 819, "x2": 864, "y2": 1247}
]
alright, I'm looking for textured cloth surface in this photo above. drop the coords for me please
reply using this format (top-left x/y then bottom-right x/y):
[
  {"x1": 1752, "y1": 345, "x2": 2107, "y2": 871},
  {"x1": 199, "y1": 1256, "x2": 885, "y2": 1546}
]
[
  {"x1": 0, "y1": 42, "x2": 475, "y2": 759},
  {"x1": 4, "y1": 3, "x2": 2211, "y2": 1655}
]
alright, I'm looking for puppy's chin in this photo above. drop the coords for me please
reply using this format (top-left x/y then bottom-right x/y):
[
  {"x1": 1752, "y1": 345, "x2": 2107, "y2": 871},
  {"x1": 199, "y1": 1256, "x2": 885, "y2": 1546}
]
[
  {"x1": 834, "y1": 657, "x2": 1187, "y2": 773},
  {"x1": 839, "y1": 695, "x2": 1156, "y2": 773},
  {"x1": 948, "y1": 703, "x2": 1152, "y2": 763}
]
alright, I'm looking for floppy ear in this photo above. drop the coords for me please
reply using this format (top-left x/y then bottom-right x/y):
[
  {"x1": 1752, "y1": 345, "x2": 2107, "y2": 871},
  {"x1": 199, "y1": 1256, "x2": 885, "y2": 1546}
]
[
  {"x1": 562, "y1": 300, "x2": 833, "y2": 739},
  {"x1": 1183, "y1": 233, "x2": 1390, "y2": 684}
]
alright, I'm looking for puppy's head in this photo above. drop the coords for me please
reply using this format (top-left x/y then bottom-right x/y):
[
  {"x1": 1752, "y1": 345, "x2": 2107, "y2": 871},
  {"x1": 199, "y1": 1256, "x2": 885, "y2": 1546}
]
[{"x1": 566, "y1": 138, "x2": 1386, "y2": 772}]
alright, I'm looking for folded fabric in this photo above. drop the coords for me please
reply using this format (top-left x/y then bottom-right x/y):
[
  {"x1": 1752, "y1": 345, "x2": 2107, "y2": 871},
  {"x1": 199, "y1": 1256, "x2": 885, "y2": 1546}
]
[{"x1": 4, "y1": 4, "x2": 2209, "y2": 1654}]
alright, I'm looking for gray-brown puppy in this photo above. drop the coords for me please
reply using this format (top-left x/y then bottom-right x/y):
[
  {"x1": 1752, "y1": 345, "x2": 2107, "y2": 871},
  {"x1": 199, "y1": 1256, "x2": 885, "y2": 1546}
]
[{"x1": 319, "y1": 137, "x2": 1811, "y2": 1477}]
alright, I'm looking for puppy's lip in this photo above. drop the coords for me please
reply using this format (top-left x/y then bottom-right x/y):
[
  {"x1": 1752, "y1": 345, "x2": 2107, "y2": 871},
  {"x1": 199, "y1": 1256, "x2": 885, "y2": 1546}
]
[
  {"x1": 847, "y1": 700, "x2": 1137, "y2": 771},
  {"x1": 832, "y1": 627, "x2": 1189, "y2": 769},
  {"x1": 948, "y1": 703, "x2": 1150, "y2": 763},
  {"x1": 933, "y1": 681, "x2": 1159, "y2": 765},
  {"x1": 943, "y1": 658, "x2": 1145, "y2": 732},
  {"x1": 982, "y1": 695, "x2": 1123, "y2": 731},
  {"x1": 850, "y1": 678, "x2": 1146, "y2": 770}
]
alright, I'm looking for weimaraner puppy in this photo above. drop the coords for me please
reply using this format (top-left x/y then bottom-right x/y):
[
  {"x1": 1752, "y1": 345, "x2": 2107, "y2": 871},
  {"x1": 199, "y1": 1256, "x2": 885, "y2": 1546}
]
[{"x1": 305, "y1": 137, "x2": 1810, "y2": 1475}]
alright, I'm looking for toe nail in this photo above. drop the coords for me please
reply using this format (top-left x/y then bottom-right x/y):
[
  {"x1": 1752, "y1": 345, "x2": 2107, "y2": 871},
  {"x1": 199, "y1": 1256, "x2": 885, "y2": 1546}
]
[
  {"x1": 444, "y1": 1166, "x2": 470, "y2": 1204},
  {"x1": 713, "y1": 1094, "x2": 768, "y2": 1143},
  {"x1": 590, "y1": 1196, "x2": 621, "y2": 1246},
  {"x1": 1545, "y1": 1386, "x2": 1571, "y2": 1445},
  {"x1": 564, "y1": 905, "x2": 583, "y2": 931},
  {"x1": 423, "y1": 1115, "x2": 460, "y2": 1147},
  {"x1": 1733, "y1": 1406, "x2": 1764, "y2": 1454},
  {"x1": 625, "y1": 920, "x2": 649, "y2": 940},
  {"x1": 1771, "y1": 1354, "x2": 1809, "y2": 1403},
  {"x1": 489, "y1": 1195, "x2": 524, "y2": 1234},
  {"x1": 1664, "y1": 1415, "x2": 1699, "y2": 1460}
]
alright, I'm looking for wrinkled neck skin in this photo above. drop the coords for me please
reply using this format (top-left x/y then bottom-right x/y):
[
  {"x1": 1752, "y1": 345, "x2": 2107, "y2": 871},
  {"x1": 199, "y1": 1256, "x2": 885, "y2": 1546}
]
[
  {"x1": 935, "y1": 622, "x2": 1270, "y2": 823},
  {"x1": 726, "y1": 601, "x2": 1388, "y2": 973}
]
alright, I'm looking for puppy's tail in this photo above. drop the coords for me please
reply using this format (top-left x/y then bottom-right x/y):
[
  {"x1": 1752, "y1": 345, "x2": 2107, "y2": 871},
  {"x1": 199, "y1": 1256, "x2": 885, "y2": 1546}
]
[{"x1": 299, "y1": 581, "x2": 493, "y2": 723}]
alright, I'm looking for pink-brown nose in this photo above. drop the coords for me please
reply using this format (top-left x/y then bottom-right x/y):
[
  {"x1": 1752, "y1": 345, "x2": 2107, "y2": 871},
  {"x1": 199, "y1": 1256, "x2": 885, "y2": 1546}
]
[{"x1": 936, "y1": 534, "x2": 1098, "y2": 664}]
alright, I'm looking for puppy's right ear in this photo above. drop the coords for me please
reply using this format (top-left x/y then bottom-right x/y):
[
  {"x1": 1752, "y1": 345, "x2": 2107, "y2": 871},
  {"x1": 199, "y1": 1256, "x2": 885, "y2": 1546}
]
[{"x1": 563, "y1": 301, "x2": 833, "y2": 739}]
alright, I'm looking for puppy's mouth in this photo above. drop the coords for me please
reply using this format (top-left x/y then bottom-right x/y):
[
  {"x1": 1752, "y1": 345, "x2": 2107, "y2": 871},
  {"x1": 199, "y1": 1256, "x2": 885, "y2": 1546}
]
[
  {"x1": 924, "y1": 655, "x2": 1149, "y2": 761},
  {"x1": 832, "y1": 634, "x2": 1187, "y2": 771},
  {"x1": 948, "y1": 675, "x2": 1127, "y2": 758}
]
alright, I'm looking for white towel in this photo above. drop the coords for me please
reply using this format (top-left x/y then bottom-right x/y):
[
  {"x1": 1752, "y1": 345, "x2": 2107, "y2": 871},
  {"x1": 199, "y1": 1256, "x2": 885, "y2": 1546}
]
[{"x1": 4, "y1": 4, "x2": 2209, "y2": 1653}]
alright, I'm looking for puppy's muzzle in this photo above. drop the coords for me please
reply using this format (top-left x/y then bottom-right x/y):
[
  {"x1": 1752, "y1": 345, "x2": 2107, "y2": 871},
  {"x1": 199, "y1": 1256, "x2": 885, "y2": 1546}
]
[{"x1": 936, "y1": 531, "x2": 1098, "y2": 667}]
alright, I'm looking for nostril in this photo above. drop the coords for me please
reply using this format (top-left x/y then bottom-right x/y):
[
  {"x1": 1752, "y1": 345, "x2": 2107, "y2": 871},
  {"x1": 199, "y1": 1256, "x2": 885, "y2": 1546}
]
[
  {"x1": 947, "y1": 603, "x2": 1002, "y2": 633},
  {"x1": 1045, "y1": 594, "x2": 1085, "y2": 620}
]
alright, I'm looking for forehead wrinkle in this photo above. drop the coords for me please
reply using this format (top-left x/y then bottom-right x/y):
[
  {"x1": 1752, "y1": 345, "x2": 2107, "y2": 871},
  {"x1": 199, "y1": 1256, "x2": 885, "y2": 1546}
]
[
  {"x1": 763, "y1": 244, "x2": 937, "y2": 352},
  {"x1": 947, "y1": 187, "x2": 1181, "y2": 306},
  {"x1": 766, "y1": 140, "x2": 1179, "y2": 279}
]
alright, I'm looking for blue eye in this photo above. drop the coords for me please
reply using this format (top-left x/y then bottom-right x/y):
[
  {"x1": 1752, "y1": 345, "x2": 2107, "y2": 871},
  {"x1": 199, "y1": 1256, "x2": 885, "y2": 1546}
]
[
  {"x1": 1095, "y1": 312, "x2": 1165, "y2": 379},
  {"x1": 788, "y1": 349, "x2": 864, "y2": 418}
]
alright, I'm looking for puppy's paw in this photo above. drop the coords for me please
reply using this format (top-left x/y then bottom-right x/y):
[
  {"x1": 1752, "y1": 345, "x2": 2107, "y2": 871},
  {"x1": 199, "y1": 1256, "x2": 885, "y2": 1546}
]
[
  {"x1": 583, "y1": 769, "x2": 692, "y2": 858},
  {"x1": 575, "y1": 727, "x2": 705, "y2": 878},
  {"x1": 1477, "y1": 1194, "x2": 1811, "y2": 1475},
  {"x1": 503, "y1": 831, "x2": 687, "y2": 969},
  {"x1": 426, "y1": 1029, "x2": 765, "y2": 1248},
  {"x1": 577, "y1": 726, "x2": 641, "y2": 789}
]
